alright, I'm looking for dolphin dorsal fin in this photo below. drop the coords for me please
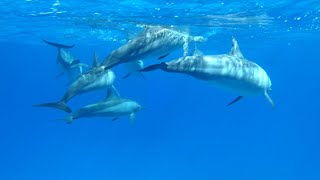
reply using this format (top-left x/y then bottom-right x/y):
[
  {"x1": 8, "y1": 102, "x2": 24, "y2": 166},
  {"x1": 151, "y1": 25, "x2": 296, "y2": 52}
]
[
  {"x1": 92, "y1": 51, "x2": 100, "y2": 68},
  {"x1": 229, "y1": 37, "x2": 244, "y2": 58}
]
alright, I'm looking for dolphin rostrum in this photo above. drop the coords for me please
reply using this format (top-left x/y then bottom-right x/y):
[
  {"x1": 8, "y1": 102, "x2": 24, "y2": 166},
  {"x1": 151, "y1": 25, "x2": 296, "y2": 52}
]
[
  {"x1": 140, "y1": 38, "x2": 274, "y2": 107},
  {"x1": 43, "y1": 39, "x2": 87, "y2": 81},
  {"x1": 33, "y1": 52, "x2": 118, "y2": 113},
  {"x1": 102, "y1": 26, "x2": 206, "y2": 72},
  {"x1": 62, "y1": 87, "x2": 142, "y2": 124}
]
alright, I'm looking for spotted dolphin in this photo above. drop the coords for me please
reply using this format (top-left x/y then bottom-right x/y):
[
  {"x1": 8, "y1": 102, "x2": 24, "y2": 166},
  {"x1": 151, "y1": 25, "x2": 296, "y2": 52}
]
[
  {"x1": 43, "y1": 40, "x2": 87, "y2": 81},
  {"x1": 140, "y1": 38, "x2": 274, "y2": 106},
  {"x1": 102, "y1": 26, "x2": 206, "y2": 73},
  {"x1": 61, "y1": 87, "x2": 142, "y2": 124},
  {"x1": 33, "y1": 51, "x2": 118, "y2": 113}
]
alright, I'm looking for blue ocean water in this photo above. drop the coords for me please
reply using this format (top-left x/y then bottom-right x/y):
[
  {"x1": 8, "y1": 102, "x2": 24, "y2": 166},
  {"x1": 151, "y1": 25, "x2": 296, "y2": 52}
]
[{"x1": 1, "y1": 0, "x2": 320, "y2": 179}]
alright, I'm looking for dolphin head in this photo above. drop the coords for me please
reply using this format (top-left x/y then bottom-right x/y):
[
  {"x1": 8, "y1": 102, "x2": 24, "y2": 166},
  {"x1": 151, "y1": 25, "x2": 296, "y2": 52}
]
[
  {"x1": 133, "y1": 102, "x2": 143, "y2": 113},
  {"x1": 125, "y1": 100, "x2": 143, "y2": 114}
]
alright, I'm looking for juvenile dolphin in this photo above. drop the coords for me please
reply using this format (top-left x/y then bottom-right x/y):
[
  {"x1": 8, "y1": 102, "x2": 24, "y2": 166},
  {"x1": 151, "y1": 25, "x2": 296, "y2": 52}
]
[
  {"x1": 33, "y1": 52, "x2": 117, "y2": 113},
  {"x1": 62, "y1": 87, "x2": 142, "y2": 124},
  {"x1": 140, "y1": 38, "x2": 274, "y2": 106},
  {"x1": 102, "y1": 26, "x2": 206, "y2": 72},
  {"x1": 43, "y1": 39, "x2": 87, "y2": 81}
]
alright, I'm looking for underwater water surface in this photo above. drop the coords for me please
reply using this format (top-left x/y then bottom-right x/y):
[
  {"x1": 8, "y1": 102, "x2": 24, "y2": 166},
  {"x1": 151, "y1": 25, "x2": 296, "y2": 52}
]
[{"x1": 0, "y1": 0, "x2": 320, "y2": 180}]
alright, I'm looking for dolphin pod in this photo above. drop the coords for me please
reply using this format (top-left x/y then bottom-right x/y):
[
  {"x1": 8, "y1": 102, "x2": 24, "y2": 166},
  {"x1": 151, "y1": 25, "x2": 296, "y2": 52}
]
[{"x1": 34, "y1": 26, "x2": 273, "y2": 124}]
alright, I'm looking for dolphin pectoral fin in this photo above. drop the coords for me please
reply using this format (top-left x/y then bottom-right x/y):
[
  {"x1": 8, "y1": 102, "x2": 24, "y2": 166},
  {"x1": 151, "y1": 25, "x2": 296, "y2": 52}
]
[
  {"x1": 42, "y1": 39, "x2": 75, "y2": 49},
  {"x1": 56, "y1": 72, "x2": 65, "y2": 78},
  {"x1": 112, "y1": 117, "x2": 119, "y2": 122},
  {"x1": 227, "y1": 96, "x2": 243, "y2": 106},
  {"x1": 139, "y1": 62, "x2": 168, "y2": 72},
  {"x1": 122, "y1": 72, "x2": 147, "y2": 80},
  {"x1": 264, "y1": 92, "x2": 275, "y2": 108},
  {"x1": 139, "y1": 72, "x2": 147, "y2": 80},
  {"x1": 130, "y1": 113, "x2": 135, "y2": 124},
  {"x1": 122, "y1": 72, "x2": 132, "y2": 79},
  {"x1": 158, "y1": 53, "x2": 170, "y2": 60},
  {"x1": 71, "y1": 59, "x2": 80, "y2": 66},
  {"x1": 139, "y1": 64, "x2": 161, "y2": 72},
  {"x1": 33, "y1": 101, "x2": 72, "y2": 113}
]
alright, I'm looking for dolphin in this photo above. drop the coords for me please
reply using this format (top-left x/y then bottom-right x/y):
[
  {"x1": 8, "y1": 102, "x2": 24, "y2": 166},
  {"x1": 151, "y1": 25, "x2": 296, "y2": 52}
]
[
  {"x1": 43, "y1": 39, "x2": 87, "y2": 81},
  {"x1": 102, "y1": 26, "x2": 206, "y2": 72},
  {"x1": 61, "y1": 87, "x2": 142, "y2": 124},
  {"x1": 33, "y1": 51, "x2": 118, "y2": 113},
  {"x1": 140, "y1": 38, "x2": 274, "y2": 107}
]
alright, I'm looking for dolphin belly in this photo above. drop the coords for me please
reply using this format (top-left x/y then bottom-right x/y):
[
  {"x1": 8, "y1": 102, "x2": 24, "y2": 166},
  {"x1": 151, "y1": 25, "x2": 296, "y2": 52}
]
[
  {"x1": 75, "y1": 101, "x2": 137, "y2": 119},
  {"x1": 204, "y1": 62, "x2": 272, "y2": 96},
  {"x1": 207, "y1": 77, "x2": 266, "y2": 96}
]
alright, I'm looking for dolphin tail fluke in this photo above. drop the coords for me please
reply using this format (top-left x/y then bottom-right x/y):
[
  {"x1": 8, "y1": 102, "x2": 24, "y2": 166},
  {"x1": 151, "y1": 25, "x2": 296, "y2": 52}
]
[
  {"x1": 33, "y1": 101, "x2": 72, "y2": 113},
  {"x1": 139, "y1": 62, "x2": 168, "y2": 72},
  {"x1": 42, "y1": 39, "x2": 75, "y2": 49}
]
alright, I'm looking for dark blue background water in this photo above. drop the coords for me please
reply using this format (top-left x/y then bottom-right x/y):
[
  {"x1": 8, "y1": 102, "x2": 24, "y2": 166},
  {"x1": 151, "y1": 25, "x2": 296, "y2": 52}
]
[{"x1": 1, "y1": 0, "x2": 320, "y2": 179}]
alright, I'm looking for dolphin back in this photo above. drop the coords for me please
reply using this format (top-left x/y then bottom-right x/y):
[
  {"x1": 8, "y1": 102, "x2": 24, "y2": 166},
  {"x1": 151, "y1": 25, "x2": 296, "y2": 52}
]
[{"x1": 43, "y1": 39, "x2": 75, "y2": 49}]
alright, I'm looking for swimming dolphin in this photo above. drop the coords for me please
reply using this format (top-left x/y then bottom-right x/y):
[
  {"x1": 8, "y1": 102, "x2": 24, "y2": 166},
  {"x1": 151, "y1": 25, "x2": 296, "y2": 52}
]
[
  {"x1": 61, "y1": 87, "x2": 142, "y2": 124},
  {"x1": 140, "y1": 38, "x2": 274, "y2": 107},
  {"x1": 43, "y1": 39, "x2": 87, "y2": 81},
  {"x1": 102, "y1": 26, "x2": 206, "y2": 72},
  {"x1": 33, "y1": 52, "x2": 118, "y2": 113}
]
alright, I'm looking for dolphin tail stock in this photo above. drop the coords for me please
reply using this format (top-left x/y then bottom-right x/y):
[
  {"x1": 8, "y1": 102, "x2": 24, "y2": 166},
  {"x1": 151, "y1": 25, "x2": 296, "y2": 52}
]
[
  {"x1": 33, "y1": 101, "x2": 72, "y2": 113},
  {"x1": 42, "y1": 39, "x2": 75, "y2": 49},
  {"x1": 139, "y1": 62, "x2": 168, "y2": 72}
]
